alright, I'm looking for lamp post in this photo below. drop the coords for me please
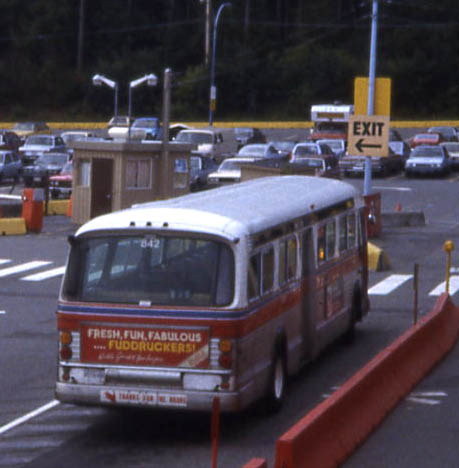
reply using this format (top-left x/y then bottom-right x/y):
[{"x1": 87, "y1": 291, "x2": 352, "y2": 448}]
[
  {"x1": 208, "y1": 2, "x2": 231, "y2": 127},
  {"x1": 127, "y1": 73, "x2": 158, "y2": 140},
  {"x1": 92, "y1": 74, "x2": 119, "y2": 119}
]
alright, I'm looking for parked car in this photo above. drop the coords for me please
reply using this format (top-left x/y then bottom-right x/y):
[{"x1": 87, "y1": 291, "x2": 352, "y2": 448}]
[
  {"x1": 174, "y1": 128, "x2": 229, "y2": 162},
  {"x1": 427, "y1": 126, "x2": 458, "y2": 142},
  {"x1": 0, "y1": 130, "x2": 22, "y2": 152},
  {"x1": 289, "y1": 155, "x2": 340, "y2": 179},
  {"x1": 19, "y1": 134, "x2": 67, "y2": 166},
  {"x1": 404, "y1": 145, "x2": 451, "y2": 177},
  {"x1": 23, "y1": 152, "x2": 71, "y2": 187},
  {"x1": 440, "y1": 142, "x2": 459, "y2": 169},
  {"x1": 107, "y1": 115, "x2": 130, "y2": 129},
  {"x1": 109, "y1": 117, "x2": 162, "y2": 140},
  {"x1": 0, "y1": 150, "x2": 22, "y2": 183},
  {"x1": 189, "y1": 155, "x2": 219, "y2": 191},
  {"x1": 60, "y1": 131, "x2": 94, "y2": 145},
  {"x1": 339, "y1": 148, "x2": 403, "y2": 177},
  {"x1": 207, "y1": 157, "x2": 258, "y2": 186},
  {"x1": 410, "y1": 132, "x2": 444, "y2": 148},
  {"x1": 49, "y1": 160, "x2": 73, "y2": 199},
  {"x1": 268, "y1": 140, "x2": 297, "y2": 160},
  {"x1": 12, "y1": 121, "x2": 49, "y2": 141},
  {"x1": 234, "y1": 127, "x2": 266, "y2": 149},
  {"x1": 389, "y1": 128, "x2": 404, "y2": 142},
  {"x1": 290, "y1": 142, "x2": 337, "y2": 164},
  {"x1": 236, "y1": 143, "x2": 284, "y2": 160},
  {"x1": 316, "y1": 139, "x2": 346, "y2": 159}
]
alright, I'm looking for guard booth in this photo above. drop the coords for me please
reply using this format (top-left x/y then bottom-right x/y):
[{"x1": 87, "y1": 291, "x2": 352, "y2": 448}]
[{"x1": 70, "y1": 139, "x2": 193, "y2": 225}]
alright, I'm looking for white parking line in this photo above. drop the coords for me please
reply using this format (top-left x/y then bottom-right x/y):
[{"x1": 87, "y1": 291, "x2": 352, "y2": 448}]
[
  {"x1": 429, "y1": 276, "x2": 459, "y2": 296},
  {"x1": 0, "y1": 259, "x2": 11, "y2": 265},
  {"x1": 368, "y1": 274, "x2": 412, "y2": 295},
  {"x1": 21, "y1": 266, "x2": 66, "y2": 282},
  {"x1": 0, "y1": 400, "x2": 60, "y2": 435},
  {"x1": 0, "y1": 261, "x2": 52, "y2": 278}
]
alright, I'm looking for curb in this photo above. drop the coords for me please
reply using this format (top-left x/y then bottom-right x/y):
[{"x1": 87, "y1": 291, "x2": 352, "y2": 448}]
[
  {"x1": 0, "y1": 218, "x2": 27, "y2": 235},
  {"x1": 367, "y1": 242, "x2": 390, "y2": 271}
]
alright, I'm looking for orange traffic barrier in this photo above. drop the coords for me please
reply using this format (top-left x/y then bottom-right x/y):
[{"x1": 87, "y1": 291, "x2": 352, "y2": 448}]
[
  {"x1": 274, "y1": 293, "x2": 459, "y2": 468},
  {"x1": 22, "y1": 188, "x2": 44, "y2": 233}
]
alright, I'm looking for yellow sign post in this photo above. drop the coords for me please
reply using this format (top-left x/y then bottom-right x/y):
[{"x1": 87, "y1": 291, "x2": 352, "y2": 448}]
[{"x1": 354, "y1": 77, "x2": 391, "y2": 116}]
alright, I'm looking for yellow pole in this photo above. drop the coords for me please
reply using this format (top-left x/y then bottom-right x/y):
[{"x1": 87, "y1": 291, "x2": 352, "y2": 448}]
[{"x1": 443, "y1": 240, "x2": 455, "y2": 294}]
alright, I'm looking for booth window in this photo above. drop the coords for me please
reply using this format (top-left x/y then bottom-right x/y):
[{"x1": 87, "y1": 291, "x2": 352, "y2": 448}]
[
  {"x1": 126, "y1": 159, "x2": 151, "y2": 189},
  {"x1": 173, "y1": 158, "x2": 188, "y2": 189},
  {"x1": 78, "y1": 160, "x2": 91, "y2": 186}
]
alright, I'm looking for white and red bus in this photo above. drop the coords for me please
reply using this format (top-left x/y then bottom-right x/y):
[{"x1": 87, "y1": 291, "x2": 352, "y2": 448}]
[{"x1": 56, "y1": 175, "x2": 369, "y2": 412}]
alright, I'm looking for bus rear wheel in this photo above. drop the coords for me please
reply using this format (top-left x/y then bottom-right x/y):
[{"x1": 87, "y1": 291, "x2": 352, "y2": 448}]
[{"x1": 264, "y1": 352, "x2": 286, "y2": 413}]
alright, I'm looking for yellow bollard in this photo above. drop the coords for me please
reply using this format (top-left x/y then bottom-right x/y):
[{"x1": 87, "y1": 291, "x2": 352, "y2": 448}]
[{"x1": 443, "y1": 240, "x2": 455, "y2": 294}]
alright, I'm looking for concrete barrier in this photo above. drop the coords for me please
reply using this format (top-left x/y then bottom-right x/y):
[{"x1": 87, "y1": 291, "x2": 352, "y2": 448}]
[
  {"x1": 273, "y1": 293, "x2": 459, "y2": 468},
  {"x1": 367, "y1": 242, "x2": 390, "y2": 271},
  {"x1": 0, "y1": 217, "x2": 27, "y2": 235},
  {"x1": 45, "y1": 200, "x2": 70, "y2": 216}
]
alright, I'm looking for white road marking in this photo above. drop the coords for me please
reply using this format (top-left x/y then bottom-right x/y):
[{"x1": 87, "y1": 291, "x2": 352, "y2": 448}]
[
  {"x1": 0, "y1": 261, "x2": 52, "y2": 278},
  {"x1": 21, "y1": 266, "x2": 65, "y2": 281},
  {"x1": 372, "y1": 186, "x2": 412, "y2": 192},
  {"x1": 0, "y1": 310, "x2": 5, "y2": 315},
  {"x1": 429, "y1": 276, "x2": 459, "y2": 296},
  {"x1": 0, "y1": 259, "x2": 11, "y2": 265},
  {"x1": 368, "y1": 274, "x2": 412, "y2": 295},
  {"x1": 0, "y1": 400, "x2": 60, "y2": 435},
  {"x1": 407, "y1": 391, "x2": 447, "y2": 406}
]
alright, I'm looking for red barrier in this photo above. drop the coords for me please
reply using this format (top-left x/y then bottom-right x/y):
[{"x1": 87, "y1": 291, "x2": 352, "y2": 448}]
[{"x1": 274, "y1": 293, "x2": 459, "y2": 468}]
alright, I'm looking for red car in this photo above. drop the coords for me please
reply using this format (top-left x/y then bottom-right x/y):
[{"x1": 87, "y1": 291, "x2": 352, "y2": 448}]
[
  {"x1": 48, "y1": 161, "x2": 73, "y2": 199},
  {"x1": 410, "y1": 132, "x2": 444, "y2": 148}
]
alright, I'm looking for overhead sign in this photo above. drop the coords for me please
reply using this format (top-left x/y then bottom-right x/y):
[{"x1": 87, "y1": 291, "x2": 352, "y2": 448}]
[
  {"x1": 347, "y1": 114, "x2": 390, "y2": 157},
  {"x1": 354, "y1": 77, "x2": 391, "y2": 116}
]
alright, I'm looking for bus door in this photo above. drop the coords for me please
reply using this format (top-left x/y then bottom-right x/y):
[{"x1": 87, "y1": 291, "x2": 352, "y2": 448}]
[{"x1": 300, "y1": 228, "x2": 317, "y2": 360}]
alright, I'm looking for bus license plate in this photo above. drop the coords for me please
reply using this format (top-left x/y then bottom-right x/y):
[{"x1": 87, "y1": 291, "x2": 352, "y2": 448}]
[{"x1": 100, "y1": 389, "x2": 187, "y2": 408}]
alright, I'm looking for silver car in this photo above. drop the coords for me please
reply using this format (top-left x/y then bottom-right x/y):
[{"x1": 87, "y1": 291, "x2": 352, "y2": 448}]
[
  {"x1": 404, "y1": 145, "x2": 451, "y2": 177},
  {"x1": 0, "y1": 150, "x2": 22, "y2": 183}
]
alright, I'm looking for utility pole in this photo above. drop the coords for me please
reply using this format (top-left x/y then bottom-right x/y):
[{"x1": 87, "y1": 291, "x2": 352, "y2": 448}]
[
  {"x1": 363, "y1": 0, "x2": 378, "y2": 196},
  {"x1": 77, "y1": 0, "x2": 85, "y2": 73},
  {"x1": 162, "y1": 69, "x2": 172, "y2": 199}
]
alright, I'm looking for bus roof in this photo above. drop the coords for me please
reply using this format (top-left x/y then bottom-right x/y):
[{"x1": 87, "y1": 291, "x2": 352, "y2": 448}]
[{"x1": 75, "y1": 176, "x2": 362, "y2": 240}]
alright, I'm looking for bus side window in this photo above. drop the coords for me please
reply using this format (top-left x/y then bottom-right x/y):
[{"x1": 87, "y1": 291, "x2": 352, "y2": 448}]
[
  {"x1": 262, "y1": 248, "x2": 274, "y2": 294},
  {"x1": 339, "y1": 216, "x2": 347, "y2": 252},
  {"x1": 279, "y1": 237, "x2": 297, "y2": 285},
  {"x1": 348, "y1": 213, "x2": 356, "y2": 247},
  {"x1": 326, "y1": 221, "x2": 336, "y2": 259},
  {"x1": 248, "y1": 254, "x2": 260, "y2": 300}
]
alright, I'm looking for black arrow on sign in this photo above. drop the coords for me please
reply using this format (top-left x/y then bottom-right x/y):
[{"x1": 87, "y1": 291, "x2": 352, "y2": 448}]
[{"x1": 356, "y1": 138, "x2": 382, "y2": 153}]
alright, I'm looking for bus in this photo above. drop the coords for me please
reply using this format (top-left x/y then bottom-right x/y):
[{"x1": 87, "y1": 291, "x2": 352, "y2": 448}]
[{"x1": 56, "y1": 176, "x2": 369, "y2": 413}]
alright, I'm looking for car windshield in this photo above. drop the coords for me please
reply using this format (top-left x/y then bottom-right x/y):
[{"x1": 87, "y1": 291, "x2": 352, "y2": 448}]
[
  {"x1": 37, "y1": 154, "x2": 68, "y2": 165},
  {"x1": 321, "y1": 141, "x2": 343, "y2": 151},
  {"x1": 415, "y1": 134, "x2": 437, "y2": 141},
  {"x1": 218, "y1": 160, "x2": 243, "y2": 171},
  {"x1": 238, "y1": 145, "x2": 266, "y2": 157},
  {"x1": 26, "y1": 135, "x2": 53, "y2": 145},
  {"x1": 133, "y1": 119, "x2": 158, "y2": 128},
  {"x1": 176, "y1": 132, "x2": 212, "y2": 144},
  {"x1": 412, "y1": 147, "x2": 443, "y2": 158},
  {"x1": 442, "y1": 143, "x2": 459, "y2": 152},
  {"x1": 294, "y1": 145, "x2": 318, "y2": 157},
  {"x1": 235, "y1": 128, "x2": 253, "y2": 137},
  {"x1": 270, "y1": 141, "x2": 295, "y2": 151},
  {"x1": 63, "y1": 235, "x2": 234, "y2": 307},
  {"x1": 430, "y1": 127, "x2": 455, "y2": 137}
]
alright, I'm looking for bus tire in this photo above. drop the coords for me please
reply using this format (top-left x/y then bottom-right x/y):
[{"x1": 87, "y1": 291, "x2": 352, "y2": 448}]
[
  {"x1": 344, "y1": 287, "x2": 362, "y2": 344},
  {"x1": 264, "y1": 350, "x2": 287, "y2": 414}
]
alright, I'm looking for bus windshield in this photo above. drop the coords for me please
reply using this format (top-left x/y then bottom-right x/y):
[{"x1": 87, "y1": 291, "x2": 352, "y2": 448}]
[{"x1": 63, "y1": 234, "x2": 234, "y2": 307}]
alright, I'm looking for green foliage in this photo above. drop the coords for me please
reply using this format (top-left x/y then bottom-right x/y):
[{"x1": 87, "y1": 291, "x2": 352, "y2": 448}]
[{"x1": 0, "y1": 0, "x2": 457, "y2": 121}]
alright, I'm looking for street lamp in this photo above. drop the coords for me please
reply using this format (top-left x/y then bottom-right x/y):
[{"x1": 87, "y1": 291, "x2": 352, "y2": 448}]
[
  {"x1": 128, "y1": 73, "x2": 158, "y2": 140},
  {"x1": 209, "y1": 2, "x2": 231, "y2": 127},
  {"x1": 92, "y1": 74, "x2": 119, "y2": 119}
]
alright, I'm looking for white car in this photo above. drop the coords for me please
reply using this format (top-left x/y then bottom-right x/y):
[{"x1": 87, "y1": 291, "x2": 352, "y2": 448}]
[
  {"x1": 207, "y1": 157, "x2": 257, "y2": 186},
  {"x1": 19, "y1": 134, "x2": 67, "y2": 166},
  {"x1": 404, "y1": 145, "x2": 451, "y2": 177},
  {"x1": 175, "y1": 128, "x2": 225, "y2": 160}
]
